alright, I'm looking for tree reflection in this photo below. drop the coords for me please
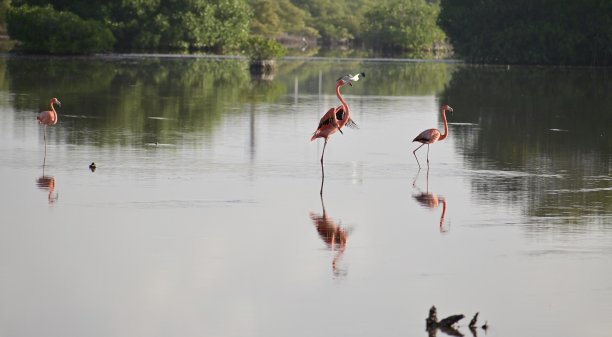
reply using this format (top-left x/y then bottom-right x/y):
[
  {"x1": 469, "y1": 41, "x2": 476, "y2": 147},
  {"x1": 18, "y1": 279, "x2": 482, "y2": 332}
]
[
  {"x1": 5, "y1": 56, "x2": 454, "y2": 148},
  {"x1": 310, "y1": 193, "x2": 351, "y2": 277},
  {"x1": 413, "y1": 168, "x2": 448, "y2": 232},
  {"x1": 440, "y1": 65, "x2": 611, "y2": 225}
]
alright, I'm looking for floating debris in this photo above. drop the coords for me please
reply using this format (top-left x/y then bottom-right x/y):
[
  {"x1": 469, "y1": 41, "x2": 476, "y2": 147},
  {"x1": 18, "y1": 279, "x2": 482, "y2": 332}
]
[{"x1": 426, "y1": 306, "x2": 488, "y2": 337}]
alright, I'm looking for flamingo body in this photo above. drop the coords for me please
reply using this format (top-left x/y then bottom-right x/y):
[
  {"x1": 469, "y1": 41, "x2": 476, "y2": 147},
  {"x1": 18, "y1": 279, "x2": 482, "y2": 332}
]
[
  {"x1": 413, "y1": 128, "x2": 441, "y2": 144},
  {"x1": 37, "y1": 98, "x2": 61, "y2": 126},
  {"x1": 310, "y1": 105, "x2": 349, "y2": 142}
]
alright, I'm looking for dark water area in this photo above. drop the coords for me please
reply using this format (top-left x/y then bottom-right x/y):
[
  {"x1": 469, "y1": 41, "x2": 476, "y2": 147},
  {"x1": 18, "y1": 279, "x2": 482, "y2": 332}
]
[{"x1": 0, "y1": 54, "x2": 610, "y2": 337}]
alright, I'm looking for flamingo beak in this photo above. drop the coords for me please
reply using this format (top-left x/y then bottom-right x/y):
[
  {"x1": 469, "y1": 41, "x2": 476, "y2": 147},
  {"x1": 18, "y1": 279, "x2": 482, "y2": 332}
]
[{"x1": 338, "y1": 127, "x2": 344, "y2": 134}]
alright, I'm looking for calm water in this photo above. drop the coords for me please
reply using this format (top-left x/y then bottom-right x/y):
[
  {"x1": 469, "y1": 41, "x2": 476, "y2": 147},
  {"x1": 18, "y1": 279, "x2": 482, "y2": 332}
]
[{"x1": 0, "y1": 55, "x2": 611, "y2": 337}]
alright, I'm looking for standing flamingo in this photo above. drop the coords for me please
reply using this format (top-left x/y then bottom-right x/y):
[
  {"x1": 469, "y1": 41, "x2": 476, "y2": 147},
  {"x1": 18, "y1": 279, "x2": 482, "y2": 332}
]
[
  {"x1": 37, "y1": 97, "x2": 61, "y2": 159},
  {"x1": 311, "y1": 73, "x2": 363, "y2": 165},
  {"x1": 412, "y1": 104, "x2": 453, "y2": 168}
]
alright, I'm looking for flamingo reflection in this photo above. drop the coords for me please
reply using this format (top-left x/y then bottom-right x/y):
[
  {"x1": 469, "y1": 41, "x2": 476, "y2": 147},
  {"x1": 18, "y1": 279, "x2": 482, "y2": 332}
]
[
  {"x1": 412, "y1": 168, "x2": 447, "y2": 232},
  {"x1": 36, "y1": 172, "x2": 58, "y2": 204},
  {"x1": 310, "y1": 193, "x2": 351, "y2": 277}
]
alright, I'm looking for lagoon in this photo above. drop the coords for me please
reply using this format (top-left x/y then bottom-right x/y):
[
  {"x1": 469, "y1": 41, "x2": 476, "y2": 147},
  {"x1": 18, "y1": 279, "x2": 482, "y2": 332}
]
[{"x1": 0, "y1": 55, "x2": 611, "y2": 337}]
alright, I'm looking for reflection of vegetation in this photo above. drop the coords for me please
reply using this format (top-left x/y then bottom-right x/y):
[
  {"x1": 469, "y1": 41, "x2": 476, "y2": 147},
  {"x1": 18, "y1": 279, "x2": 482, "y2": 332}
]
[
  {"x1": 7, "y1": 57, "x2": 255, "y2": 145},
  {"x1": 274, "y1": 59, "x2": 454, "y2": 97},
  {"x1": 6, "y1": 56, "x2": 455, "y2": 147},
  {"x1": 441, "y1": 66, "x2": 612, "y2": 224}
]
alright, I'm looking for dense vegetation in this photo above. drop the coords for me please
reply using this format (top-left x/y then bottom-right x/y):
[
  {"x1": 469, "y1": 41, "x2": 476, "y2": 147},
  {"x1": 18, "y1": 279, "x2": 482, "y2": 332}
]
[
  {"x1": 439, "y1": 0, "x2": 612, "y2": 65},
  {"x1": 7, "y1": 5, "x2": 114, "y2": 54},
  {"x1": 5, "y1": 0, "x2": 445, "y2": 56},
  {"x1": 3, "y1": 0, "x2": 612, "y2": 65}
]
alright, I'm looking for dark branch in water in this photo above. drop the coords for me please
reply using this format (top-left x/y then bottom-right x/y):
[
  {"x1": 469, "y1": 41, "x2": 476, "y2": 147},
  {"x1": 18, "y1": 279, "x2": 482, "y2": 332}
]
[
  {"x1": 426, "y1": 306, "x2": 488, "y2": 337},
  {"x1": 468, "y1": 312, "x2": 479, "y2": 328}
]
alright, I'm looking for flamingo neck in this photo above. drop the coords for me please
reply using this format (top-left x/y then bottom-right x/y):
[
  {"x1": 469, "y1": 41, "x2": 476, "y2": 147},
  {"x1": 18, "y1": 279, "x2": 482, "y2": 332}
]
[
  {"x1": 336, "y1": 83, "x2": 349, "y2": 115},
  {"x1": 438, "y1": 108, "x2": 449, "y2": 141},
  {"x1": 49, "y1": 100, "x2": 58, "y2": 124}
]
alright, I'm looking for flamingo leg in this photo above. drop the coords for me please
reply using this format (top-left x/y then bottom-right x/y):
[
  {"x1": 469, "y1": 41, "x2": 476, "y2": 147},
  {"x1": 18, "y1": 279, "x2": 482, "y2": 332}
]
[
  {"x1": 43, "y1": 125, "x2": 47, "y2": 167},
  {"x1": 426, "y1": 144, "x2": 430, "y2": 166},
  {"x1": 413, "y1": 143, "x2": 425, "y2": 168},
  {"x1": 320, "y1": 139, "x2": 327, "y2": 196},
  {"x1": 320, "y1": 138, "x2": 328, "y2": 164}
]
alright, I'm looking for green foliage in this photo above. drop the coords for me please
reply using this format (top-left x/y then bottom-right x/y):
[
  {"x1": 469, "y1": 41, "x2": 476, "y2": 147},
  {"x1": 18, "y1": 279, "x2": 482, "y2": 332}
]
[
  {"x1": 439, "y1": 0, "x2": 612, "y2": 65},
  {"x1": 12, "y1": 0, "x2": 253, "y2": 53},
  {"x1": 249, "y1": 0, "x2": 318, "y2": 38},
  {"x1": 108, "y1": 0, "x2": 253, "y2": 52},
  {"x1": 244, "y1": 35, "x2": 287, "y2": 60},
  {"x1": 7, "y1": 5, "x2": 115, "y2": 54},
  {"x1": 290, "y1": 0, "x2": 362, "y2": 43},
  {"x1": 363, "y1": 0, "x2": 446, "y2": 52}
]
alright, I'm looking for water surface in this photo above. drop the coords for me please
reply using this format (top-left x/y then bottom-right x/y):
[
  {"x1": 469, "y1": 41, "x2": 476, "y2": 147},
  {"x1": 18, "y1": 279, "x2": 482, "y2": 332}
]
[{"x1": 0, "y1": 55, "x2": 611, "y2": 337}]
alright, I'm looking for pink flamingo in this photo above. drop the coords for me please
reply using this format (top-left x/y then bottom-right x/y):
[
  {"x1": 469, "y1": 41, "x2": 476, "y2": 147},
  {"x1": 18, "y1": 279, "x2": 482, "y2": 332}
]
[
  {"x1": 311, "y1": 73, "x2": 364, "y2": 165},
  {"x1": 37, "y1": 97, "x2": 61, "y2": 156},
  {"x1": 412, "y1": 104, "x2": 453, "y2": 168}
]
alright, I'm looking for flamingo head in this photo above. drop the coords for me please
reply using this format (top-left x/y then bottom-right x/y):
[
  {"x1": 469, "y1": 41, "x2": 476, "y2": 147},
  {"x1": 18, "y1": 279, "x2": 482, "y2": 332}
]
[
  {"x1": 51, "y1": 97, "x2": 62, "y2": 107},
  {"x1": 442, "y1": 105, "x2": 453, "y2": 114}
]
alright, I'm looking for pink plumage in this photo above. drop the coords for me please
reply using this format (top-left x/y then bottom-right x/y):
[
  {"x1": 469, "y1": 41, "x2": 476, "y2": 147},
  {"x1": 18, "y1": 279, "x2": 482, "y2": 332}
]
[
  {"x1": 37, "y1": 98, "x2": 61, "y2": 154},
  {"x1": 37, "y1": 97, "x2": 61, "y2": 126},
  {"x1": 311, "y1": 78, "x2": 359, "y2": 165},
  {"x1": 413, "y1": 128, "x2": 441, "y2": 144},
  {"x1": 412, "y1": 105, "x2": 453, "y2": 168}
]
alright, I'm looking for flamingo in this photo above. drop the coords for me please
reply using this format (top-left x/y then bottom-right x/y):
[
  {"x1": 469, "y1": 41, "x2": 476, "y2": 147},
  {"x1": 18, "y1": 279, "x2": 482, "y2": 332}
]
[
  {"x1": 412, "y1": 104, "x2": 453, "y2": 168},
  {"x1": 311, "y1": 72, "x2": 364, "y2": 165},
  {"x1": 37, "y1": 97, "x2": 61, "y2": 157}
]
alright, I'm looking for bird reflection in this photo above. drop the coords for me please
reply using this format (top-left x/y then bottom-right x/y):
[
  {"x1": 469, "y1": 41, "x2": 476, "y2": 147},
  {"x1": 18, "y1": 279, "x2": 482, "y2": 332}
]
[
  {"x1": 36, "y1": 171, "x2": 58, "y2": 204},
  {"x1": 310, "y1": 193, "x2": 351, "y2": 277},
  {"x1": 412, "y1": 168, "x2": 447, "y2": 232}
]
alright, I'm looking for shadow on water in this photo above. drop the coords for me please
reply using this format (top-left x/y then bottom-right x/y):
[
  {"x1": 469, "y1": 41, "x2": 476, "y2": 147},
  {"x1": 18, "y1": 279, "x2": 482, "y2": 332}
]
[
  {"x1": 412, "y1": 168, "x2": 448, "y2": 232},
  {"x1": 439, "y1": 65, "x2": 612, "y2": 227},
  {"x1": 309, "y1": 192, "x2": 351, "y2": 278}
]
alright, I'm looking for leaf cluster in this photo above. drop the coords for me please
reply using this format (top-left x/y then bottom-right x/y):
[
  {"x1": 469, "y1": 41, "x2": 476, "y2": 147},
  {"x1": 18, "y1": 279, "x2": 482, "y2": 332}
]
[{"x1": 7, "y1": 4, "x2": 114, "y2": 54}]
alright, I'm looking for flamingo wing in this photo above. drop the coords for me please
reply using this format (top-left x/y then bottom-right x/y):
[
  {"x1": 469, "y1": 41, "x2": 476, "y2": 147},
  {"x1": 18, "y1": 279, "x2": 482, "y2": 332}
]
[
  {"x1": 316, "y1": 107, "x2": 340, "y2": 129},
  {"x1": 413, "y1": 128, "x2": 440, "y2": 143},
  {"x1": 335, "y1": 106, "x2": 346, "y2": 122},
  {"x1": 37, "y1": 110, "x2": 56, "y2": 125},
  {"x1": 334, "y1": 106, "x2": 359, "y2": 129},
  {"x1": 345, "y1": 118, "x2": 359, "y2": 129}
]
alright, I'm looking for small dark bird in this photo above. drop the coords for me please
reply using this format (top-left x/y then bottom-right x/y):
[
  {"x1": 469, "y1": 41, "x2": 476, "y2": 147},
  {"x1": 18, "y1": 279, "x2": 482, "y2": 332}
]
[
  {"x1": 89, "y1": 162, "x2": 96, "y2": 172},
  {"x1": 482, "y1": 321, "x2": 489, "y2": 330}
]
